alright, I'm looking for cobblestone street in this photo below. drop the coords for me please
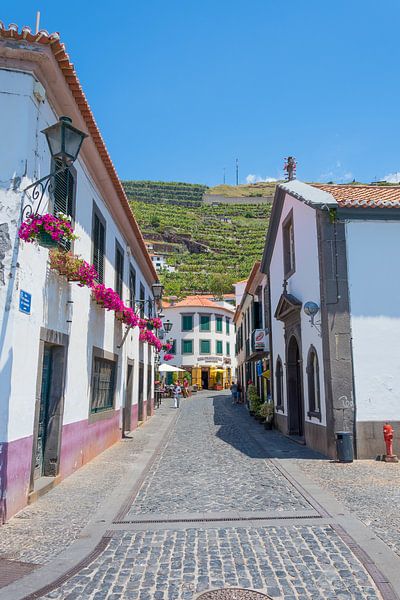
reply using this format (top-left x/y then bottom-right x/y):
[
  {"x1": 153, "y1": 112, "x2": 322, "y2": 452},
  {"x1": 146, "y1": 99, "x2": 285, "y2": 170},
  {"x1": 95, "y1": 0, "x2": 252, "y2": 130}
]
[{"x1": 0, "y1": 391, "x2": 399, "y2": 600}]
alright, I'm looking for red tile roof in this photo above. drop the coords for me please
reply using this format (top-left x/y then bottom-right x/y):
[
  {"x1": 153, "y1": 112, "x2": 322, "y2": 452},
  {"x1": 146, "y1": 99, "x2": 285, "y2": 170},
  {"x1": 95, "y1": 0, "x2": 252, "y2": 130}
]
[
  {"x1": 311, "y1": 184, "x2": 400, "y2": 209},
  {"x1": 0, "y1": 22, "x2": 158, "y2": 280},
  {"x1": 166, "y1": 295, "x2": 234, "y2": 312}
]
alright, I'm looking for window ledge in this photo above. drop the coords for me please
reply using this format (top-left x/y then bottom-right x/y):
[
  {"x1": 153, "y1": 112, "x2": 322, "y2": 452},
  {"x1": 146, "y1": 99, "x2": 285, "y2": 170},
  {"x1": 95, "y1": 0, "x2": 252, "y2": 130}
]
[
  {"x1": 88, "y1": 408, "x2": 115, "y2": 424},
  {"x1": 307, "y1": 410, "x2": 322, "y2": 421}
]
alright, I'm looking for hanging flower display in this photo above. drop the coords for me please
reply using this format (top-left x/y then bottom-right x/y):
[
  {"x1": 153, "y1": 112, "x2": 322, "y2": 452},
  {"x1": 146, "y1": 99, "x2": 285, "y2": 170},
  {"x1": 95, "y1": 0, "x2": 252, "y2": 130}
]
[
  {"x1": 163, "y1": 354, "x2": 174, "y2": 361},
  {"x1": 18, "y1": 212, "x2": 78, "y2": 247},
  {"x1": 49, "y1": 249, "x2": 98, "y2": 287},
  {"x1": 162, "y1": 342, "x2": 173, "y2": 352},
  {"x1": 92, "y1": 283, "x2": 124, "y2": 311}
]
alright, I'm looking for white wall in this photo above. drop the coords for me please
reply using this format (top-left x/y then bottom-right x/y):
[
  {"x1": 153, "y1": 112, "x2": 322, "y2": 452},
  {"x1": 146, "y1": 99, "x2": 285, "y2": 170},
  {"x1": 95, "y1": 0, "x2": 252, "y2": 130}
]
[
  {"x1": 346, "y1": 220, "x2": 400, "y2": 421},
  {"x1": 269, "y1": 193, "x2": 326, "y2": 426},
  {"x1": 164, "y1": 304, "x2": 236, "y2": 372},
  {"x1": 0, "y1": 69, "x2": 154, "y2": 443}
]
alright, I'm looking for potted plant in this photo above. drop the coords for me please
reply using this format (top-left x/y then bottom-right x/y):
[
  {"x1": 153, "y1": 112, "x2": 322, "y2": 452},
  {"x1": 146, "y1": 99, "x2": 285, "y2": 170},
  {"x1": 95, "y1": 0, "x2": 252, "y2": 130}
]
[
  {"x1": 19, "y1": 212, "x2": 77, "y2": 248},
  {"x1": 248, "y1": 384, "x2": 262, "y2": 416},
  {"x1": 259, "y1": 402, "x2": 274, "y2": 430}
]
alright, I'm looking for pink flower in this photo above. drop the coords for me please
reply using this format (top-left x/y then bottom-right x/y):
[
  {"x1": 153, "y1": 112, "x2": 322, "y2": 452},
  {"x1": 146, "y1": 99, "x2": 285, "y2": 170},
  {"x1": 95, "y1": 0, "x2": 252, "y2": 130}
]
[
  {"x1": 163, "y1": 354, "x2": 174, "y2": 361},
  {"x1": 18, "y1": 213, "x2": 77, "y2": 244}
]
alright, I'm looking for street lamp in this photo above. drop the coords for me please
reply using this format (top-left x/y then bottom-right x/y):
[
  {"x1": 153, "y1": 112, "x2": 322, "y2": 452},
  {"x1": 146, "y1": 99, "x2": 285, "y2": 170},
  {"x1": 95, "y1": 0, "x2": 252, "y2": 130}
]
[
  {"x1": 163, "y1": 320, "x2": 173, "y2": 333},
  {"x1": 42, "y1": 116, "x2": 88, "y2": 165},
  {"x1": 152, "y1": 282, "x2": 164, "y2": 301},
  {"x1": 23, "y1": 116, "x2": 88, "y2": 218}
]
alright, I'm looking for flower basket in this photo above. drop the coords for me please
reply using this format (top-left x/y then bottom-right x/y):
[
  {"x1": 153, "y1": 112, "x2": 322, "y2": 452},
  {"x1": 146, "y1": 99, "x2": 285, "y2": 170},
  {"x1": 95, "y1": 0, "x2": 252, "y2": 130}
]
[{"x1": 38, "y1": 231, "x2": 59, "y2": 249}]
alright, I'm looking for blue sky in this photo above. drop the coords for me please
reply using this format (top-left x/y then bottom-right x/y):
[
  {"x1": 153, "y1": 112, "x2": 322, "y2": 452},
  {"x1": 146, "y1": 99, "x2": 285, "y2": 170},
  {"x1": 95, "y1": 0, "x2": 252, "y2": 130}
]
[{"x1": 3, "y1": 1, "x2": 400, "y2": 186}]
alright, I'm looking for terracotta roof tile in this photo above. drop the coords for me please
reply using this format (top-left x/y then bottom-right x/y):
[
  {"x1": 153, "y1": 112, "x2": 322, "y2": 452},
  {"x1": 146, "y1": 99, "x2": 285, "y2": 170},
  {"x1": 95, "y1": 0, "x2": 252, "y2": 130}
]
[
  {"x1": 311, "y1": 183, "x2": 400, "y2": 209},
  {"x1": 167, "y1": 295, "x2": 234, "y2": 312},
  {"x1": 0, "y1": 22, "x2": 158, "y2": 281}
]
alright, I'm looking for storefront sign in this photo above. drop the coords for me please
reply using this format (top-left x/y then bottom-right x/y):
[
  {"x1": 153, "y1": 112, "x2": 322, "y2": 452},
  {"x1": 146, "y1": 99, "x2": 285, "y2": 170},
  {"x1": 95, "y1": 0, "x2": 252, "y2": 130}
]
[
  {"x1": 252, "y1": 329, "x2": 269, "y2": 352},
  {"x1": 256, "y1": 360, "x2": 263, "y2": 376},
  {"x1": 19, "y1": 290, "x2": 31, "y2": 314}
]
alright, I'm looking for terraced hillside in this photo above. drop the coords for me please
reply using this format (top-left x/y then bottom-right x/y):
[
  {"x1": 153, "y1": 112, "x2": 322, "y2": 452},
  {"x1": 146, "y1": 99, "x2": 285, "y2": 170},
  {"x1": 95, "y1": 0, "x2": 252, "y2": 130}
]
[
  {"x1": 123, "y1": 181, "x2": 274, "y2": 297},
  {"x1": 123, "y1": 180, "x2": 208, "y2": 207}
]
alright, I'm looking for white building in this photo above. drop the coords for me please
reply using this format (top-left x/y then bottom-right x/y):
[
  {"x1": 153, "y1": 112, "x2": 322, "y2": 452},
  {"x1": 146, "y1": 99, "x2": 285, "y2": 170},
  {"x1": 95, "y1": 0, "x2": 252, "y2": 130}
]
[
  {"x1": 262, "y1": 179, "x2": 400, "y2": 458},
  {"x1": 150, "y1": 253, "x2": 176, "y2": 273},
  {"x1": 164, "y1": 296, "x2": 236, "y2": 389},
  {"x1": 0, "y1": 24, "x2": 159, "y2": 521}
]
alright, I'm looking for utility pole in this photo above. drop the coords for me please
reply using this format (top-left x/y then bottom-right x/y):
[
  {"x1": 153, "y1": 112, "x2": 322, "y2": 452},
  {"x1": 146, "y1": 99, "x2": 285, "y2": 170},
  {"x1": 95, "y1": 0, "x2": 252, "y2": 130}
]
[
  {"x1": 223, "y1": 167, "x2": 226, "y2": 185},
  {"x1": 235, "y1": 158, "x2": 239, "y2": 186},
  {"x1": 35, "y1": 11, "x2": 41, "y2": 34}
]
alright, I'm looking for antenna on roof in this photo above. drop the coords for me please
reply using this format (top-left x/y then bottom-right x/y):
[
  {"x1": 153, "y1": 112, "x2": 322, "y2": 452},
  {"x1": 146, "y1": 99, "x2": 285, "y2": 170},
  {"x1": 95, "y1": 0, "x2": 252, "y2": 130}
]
[
  {"x1": 235, "y1": 158, "x2": 239, "y2": 186},
  {"x1": 35, "y1": 11, "x2": 40, "y2": 34}
]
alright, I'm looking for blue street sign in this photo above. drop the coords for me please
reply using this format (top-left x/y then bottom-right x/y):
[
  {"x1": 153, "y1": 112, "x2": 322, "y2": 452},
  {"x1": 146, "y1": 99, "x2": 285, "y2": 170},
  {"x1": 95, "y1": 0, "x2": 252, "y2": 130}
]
[
  {"x1": 256, "y1": 360, "x2": 263, "y2": 376},
  {"x1": 19, "y1": 290, "x2": 32, "y2": 314}
]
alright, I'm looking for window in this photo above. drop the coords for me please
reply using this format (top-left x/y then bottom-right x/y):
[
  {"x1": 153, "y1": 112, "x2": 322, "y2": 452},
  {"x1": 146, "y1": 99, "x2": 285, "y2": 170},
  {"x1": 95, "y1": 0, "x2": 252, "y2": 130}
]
[
  {"x1": 129, "y1": 267, "x2": 136, "y2": 307},
  {"x1": 139, "y1": 283, "x2": 145, "y2": 318},
  {"x1": 307, "y1": 346, "x2": 321, "y2": 418},
  {"x1": 182, "y1": 314, "x2": 193, "y2": 331},
  {"x1": 200, "y1": 315, "x2": 210, "y2": 331},
  {"x1": 283, "y1": 210, "x2": 295, "y2": 277},
  {"x1": 275, "y1": 357, "x2": 284, "y2": 409},
  {"x1": 115, "y1": 242, "x2": 124, "y2": 298},
  {"x1": 53, "y1": 160, "x2": 75, "y2": 250},
  {"x1": 200, "y1": 339, "x2": 211, "y2": 354},
  {"x1": 92, "y1": 207, "x2": 106, "y2": 284},
  {"x1": 91, "y1": 356, "x2": 116, "y2": 413},
  {"x1": 226, "y1": 342, "x2": 231, "y2": 355},
  {"x1": 216, "y1": 340, "x2": 223, "y2": 354},
  {"x1": 226, "y1": 317, "x2": 230, "y2": 334},
  {"x1": 216, "y1": 316, "x2": 223, "y2": 333},
  {"x1": 182, "y1": 339, "x2": 193, "y2": 354}
]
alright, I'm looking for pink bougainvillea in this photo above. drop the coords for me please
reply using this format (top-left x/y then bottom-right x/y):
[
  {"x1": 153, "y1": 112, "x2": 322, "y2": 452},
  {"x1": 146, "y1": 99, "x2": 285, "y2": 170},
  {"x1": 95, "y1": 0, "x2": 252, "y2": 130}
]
[
  {"x1": 92, "y1": 284, "x2": 124, "y2": 312},
  {"x1": 163, "y1": 354, "x2": 174, "y2": 361},
  {"x1": 19, "y1": 213, "x2": 77, "y2": 244}
]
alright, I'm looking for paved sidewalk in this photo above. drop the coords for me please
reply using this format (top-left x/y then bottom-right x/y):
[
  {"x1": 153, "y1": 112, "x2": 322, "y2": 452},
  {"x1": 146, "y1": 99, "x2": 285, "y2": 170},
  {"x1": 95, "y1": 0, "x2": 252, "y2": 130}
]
[{"x1": 1, "y1": 392, "x2": 399, "y2": 600}]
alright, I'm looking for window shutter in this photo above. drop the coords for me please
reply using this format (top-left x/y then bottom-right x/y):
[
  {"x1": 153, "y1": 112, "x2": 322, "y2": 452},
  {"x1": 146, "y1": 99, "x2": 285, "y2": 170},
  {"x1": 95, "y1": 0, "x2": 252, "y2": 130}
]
[
  {"x1": 93, "y1": 214, "x2": 105, "y2": 284},
  {"x1": 53, "y1": 161, "x2": 75, "y2": 250}
]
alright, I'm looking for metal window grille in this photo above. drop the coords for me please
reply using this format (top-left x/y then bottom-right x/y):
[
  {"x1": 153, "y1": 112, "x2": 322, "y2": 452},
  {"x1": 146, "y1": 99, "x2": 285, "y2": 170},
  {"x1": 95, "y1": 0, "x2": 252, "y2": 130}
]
[{"x1": 91, "y1": 357, "x2": 116, "y2": 412}]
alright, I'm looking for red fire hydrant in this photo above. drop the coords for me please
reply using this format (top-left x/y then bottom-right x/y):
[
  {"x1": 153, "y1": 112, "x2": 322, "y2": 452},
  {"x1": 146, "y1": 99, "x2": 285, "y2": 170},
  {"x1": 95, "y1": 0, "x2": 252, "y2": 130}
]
[{"x1": 383, "y1": 423, "x2": 398, "y2": 462}]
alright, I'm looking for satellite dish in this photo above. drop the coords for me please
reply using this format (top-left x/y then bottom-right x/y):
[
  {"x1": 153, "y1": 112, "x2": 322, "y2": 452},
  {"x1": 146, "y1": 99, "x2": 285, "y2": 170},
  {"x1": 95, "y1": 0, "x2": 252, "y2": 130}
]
[{"x1": 304, "y1": 301, "x2": 319, "y2": 317}]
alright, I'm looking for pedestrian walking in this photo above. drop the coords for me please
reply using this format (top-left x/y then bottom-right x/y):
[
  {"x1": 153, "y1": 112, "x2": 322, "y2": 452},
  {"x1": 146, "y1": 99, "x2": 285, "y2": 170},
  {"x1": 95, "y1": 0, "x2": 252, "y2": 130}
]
[
  {"x1": 183, "y1": 377, "x2": 189, "y2": 398},
  {"x1": 237, "y1": 381, "x2": 243, "y2": 403},
  {"x1": 173, "y1": 381, "x2": 182, "y2": 408},
  {"x1": 230, "y1": 381, "x2": 239, "y2": 404}
]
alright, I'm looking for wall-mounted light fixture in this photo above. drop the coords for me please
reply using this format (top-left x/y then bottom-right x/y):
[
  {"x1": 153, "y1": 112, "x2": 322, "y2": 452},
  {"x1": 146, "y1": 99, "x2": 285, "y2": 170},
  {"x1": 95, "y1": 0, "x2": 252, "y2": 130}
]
[
  {"x1": 22, "y1": 116, "x2": 87, "y2": 219},
  {"x1": 303, "y1": 301, "x2": 321, "y2": 335}
]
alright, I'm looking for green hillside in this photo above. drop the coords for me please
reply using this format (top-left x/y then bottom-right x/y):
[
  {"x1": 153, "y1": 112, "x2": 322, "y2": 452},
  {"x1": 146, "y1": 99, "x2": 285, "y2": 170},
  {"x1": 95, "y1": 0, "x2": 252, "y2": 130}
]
[{"x1": 123, "y1": 180, "x2": 274, "y2": 297}]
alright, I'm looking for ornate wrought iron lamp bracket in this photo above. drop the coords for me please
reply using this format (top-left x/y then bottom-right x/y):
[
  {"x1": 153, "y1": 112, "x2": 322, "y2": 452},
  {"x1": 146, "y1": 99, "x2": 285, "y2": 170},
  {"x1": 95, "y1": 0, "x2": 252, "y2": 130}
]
[{"x1": 21, "y1": 164, "x2": 69, "y2": 220}]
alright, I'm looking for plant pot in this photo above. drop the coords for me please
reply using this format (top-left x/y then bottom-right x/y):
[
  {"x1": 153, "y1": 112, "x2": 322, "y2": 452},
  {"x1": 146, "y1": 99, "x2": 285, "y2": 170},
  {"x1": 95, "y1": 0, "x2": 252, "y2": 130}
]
[
  {"x1": 38, "y1": 231, "x2": 59, "y2": 249},
  {"x1": 264, "y1": 421, "x2": 273, "y2": 430},
  {"x1": 67, "y1": 275, "x2": 81, "y2": 282}
]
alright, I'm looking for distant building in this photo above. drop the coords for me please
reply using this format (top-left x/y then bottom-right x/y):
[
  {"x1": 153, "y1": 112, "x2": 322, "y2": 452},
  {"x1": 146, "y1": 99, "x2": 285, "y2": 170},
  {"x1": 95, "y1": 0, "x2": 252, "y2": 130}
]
[
  {"x1": 261, "y1": 180, "x2": 400, "y2": 459},
  {"x1": 163, "y1": 296, "x2": 236, "y2": 389},
  {"x1": 150, "y1": 254, "x2": 176, "y2": 273}
]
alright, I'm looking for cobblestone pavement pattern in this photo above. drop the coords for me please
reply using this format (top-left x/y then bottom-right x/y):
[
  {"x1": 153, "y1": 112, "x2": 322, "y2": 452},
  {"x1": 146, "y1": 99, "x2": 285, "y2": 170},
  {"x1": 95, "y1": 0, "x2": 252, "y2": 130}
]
[
  {"x1": 38, "y1": 393, "x2": 382, "y2": 599},
  {"x1": 127, "y1": 395, "x2": 309, "y2": 516},
  {"x1": 298, "y1": 458, "x2": 400, "y2": 557}
]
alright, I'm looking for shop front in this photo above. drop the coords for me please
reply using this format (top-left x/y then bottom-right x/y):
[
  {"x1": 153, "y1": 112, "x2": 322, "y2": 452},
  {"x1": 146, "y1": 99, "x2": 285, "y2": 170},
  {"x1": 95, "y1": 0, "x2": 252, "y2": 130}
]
[{"x1": 191, "y1": 358, "x2": 232, "y2": 390}]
